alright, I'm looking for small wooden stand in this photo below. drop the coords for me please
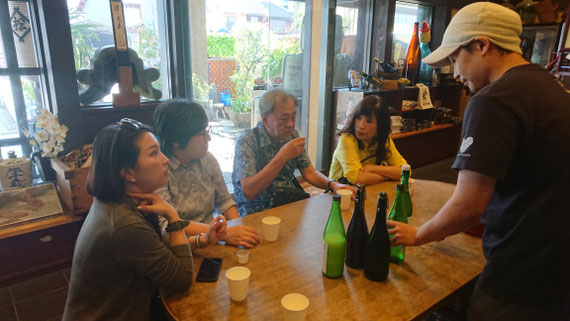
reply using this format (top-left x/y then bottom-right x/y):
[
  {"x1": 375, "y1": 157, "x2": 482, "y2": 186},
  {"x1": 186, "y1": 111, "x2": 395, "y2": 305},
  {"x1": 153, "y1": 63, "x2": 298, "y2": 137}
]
[{"x1": 112, "y1": 66, "x2": 140, "y2": 107}]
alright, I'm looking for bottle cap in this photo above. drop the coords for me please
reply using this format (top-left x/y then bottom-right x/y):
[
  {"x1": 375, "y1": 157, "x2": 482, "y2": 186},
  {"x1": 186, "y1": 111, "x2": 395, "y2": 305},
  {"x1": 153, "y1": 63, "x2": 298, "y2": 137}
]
[
  {"x1": 333, "y1": 194, "x2": 341, "y2": 201},
  {"x1": 402, "y1": 164, "x2": 411, "y2": 171},
  {"x1": 378, "y1": 192, "x2": 387, "y2": 199},
  {"x1": 396, "y1": 184, "x2": 405, "y2": 191},
  {"x1": 420, "y1": 21, "x2": 431, "y2": 33}
]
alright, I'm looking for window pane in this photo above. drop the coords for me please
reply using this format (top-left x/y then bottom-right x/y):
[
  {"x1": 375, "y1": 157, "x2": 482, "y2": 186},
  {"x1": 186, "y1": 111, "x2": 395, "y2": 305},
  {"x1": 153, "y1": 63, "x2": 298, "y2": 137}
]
[
  {"x1": 392, "y1": 1, "x2": 432, "y2": 66},
  {"x1": 8, "y1": 1, "x2": 39, "y2": 68},
  {"x1": 68, "y1": 0, "x2": 169, "y2": 104},
  {"x1": 21, "y1": 75, "x2": 46, "y2": 125},
  {"x1": 334, "y1": 2, "x2": 364, "y2": 88},
  {"x1": 191, "y1": 0, "x2": 309, "y2": 191},
  {"x1": 0, "y1": 76, "x2": 18, "y2": 140},
  {"x1": 0, "y1": 31, "x2": 6, "y2": 68}
]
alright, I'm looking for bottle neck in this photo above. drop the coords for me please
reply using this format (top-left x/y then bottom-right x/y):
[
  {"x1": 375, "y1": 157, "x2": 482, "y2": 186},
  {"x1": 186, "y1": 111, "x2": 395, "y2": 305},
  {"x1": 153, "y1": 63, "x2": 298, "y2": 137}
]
[{"x1": 376, "y1": 201, "x2": 387, "y2": 228}]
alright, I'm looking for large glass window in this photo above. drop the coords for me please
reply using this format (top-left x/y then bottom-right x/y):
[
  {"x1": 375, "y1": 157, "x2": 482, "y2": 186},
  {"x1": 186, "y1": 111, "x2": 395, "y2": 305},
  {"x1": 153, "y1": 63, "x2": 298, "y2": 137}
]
[
  {"x1": 0, "y1": 0, "x2": 48, "y2": 158},
  {"x1": 392, "y1": 1, "x2": 432, "y2": 66},
  {"x1": 190, "y1": 0, "x2": 310, "y2": 191},
  {"x1": 332, "y1": 0, "x2": 370, "y2": 88},
  {"x1": 67, "y1": 0, "x2": 169, "y2": 105}
]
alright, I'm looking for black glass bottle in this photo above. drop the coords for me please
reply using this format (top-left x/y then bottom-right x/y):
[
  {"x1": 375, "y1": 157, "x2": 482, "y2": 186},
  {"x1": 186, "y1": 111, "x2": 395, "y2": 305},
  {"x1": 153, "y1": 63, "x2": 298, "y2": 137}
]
[
  {"x1": 364, "y1": 192, "x2": 390, "y2": 282},
  {"x1": 345, "y1": 184, "x2": 369, "y2": 269}
]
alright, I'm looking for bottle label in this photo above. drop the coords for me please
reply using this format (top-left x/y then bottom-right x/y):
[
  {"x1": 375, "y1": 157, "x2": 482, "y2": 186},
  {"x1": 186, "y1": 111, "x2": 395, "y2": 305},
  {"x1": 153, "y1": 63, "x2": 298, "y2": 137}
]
[{"x1": 322, "y1": 242, "x2": 328, "y2": 274}]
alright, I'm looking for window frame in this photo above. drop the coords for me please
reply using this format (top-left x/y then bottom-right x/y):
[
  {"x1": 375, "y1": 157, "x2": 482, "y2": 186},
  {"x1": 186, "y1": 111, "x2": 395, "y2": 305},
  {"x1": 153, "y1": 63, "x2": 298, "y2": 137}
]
[{"x1": 0, "y1": 0, "x2": 49, "y2": 156}]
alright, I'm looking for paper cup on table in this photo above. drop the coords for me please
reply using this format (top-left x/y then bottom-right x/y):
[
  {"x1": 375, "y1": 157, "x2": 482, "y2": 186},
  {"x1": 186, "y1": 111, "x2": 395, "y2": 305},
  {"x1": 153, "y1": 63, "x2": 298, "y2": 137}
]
[
  {"x1": 262, "y1": 216, "x2": 281, "y2": 242},
  {"x1": 226, "y1": 266, "x2": 251, "y2": 301},
  {"x1": 281, "y1": 293, "x2": 309, "y2": 321},
  {"x1": 337, "y1": 189, "x2": 352, "y2": 210}
]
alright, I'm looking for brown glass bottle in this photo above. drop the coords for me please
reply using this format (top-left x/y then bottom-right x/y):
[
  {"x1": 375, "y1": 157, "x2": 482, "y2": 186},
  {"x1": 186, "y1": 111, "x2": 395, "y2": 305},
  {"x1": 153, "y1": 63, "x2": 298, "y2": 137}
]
[
  {"x1": 346, "y1": 184, "x2": 369, "y2": 269},
  {"x1": 405, "y1": 22, "x2": 421, "y2": 85}
]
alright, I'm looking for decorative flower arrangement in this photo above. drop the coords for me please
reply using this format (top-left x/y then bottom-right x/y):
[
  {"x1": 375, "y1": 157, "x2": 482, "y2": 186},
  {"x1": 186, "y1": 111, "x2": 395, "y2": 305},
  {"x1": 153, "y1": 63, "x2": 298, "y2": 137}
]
[{"x1": 22, "y1": 109, "x2": 68, "y2": 158}]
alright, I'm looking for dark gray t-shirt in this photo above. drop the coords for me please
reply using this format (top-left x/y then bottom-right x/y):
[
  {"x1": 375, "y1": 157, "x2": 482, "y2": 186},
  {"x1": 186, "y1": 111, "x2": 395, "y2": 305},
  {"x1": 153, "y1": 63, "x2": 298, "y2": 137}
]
[{"x1": 452, "y1": 64, "x2": 570, "y2": 306}]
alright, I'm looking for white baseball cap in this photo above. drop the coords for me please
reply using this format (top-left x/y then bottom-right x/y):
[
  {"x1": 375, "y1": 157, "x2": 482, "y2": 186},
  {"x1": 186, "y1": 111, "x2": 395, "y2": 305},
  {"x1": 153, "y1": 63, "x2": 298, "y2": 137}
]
[{"x1": 423, "y1": 2, "x2": 523, "y2": 68}]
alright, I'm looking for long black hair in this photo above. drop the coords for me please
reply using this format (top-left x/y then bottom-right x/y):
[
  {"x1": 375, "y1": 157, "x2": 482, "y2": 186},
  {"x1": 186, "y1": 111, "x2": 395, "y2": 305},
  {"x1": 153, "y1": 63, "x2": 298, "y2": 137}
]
[{"x1": 340, "y1": 95, "x2": 391, "y2": 165}]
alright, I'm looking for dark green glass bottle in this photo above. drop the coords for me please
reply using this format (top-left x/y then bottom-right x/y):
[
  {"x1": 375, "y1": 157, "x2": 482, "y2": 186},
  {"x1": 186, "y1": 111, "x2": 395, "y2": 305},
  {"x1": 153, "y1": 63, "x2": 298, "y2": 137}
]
[
  {"x1": 346, "y1": 184, "x2": 369, "y2": 269},
  {"x1": 364, "y1": 192, "x2": 390, "y2": 281},
  {"x1": 388, "y1": 184, "x2": 407, "y2": 264},
  {"x1": 400, "y1": 164, "x2": 413, "y2": 217},
  {"x1": 323, "y1": 194, "x2": 346, "y2": 278}
]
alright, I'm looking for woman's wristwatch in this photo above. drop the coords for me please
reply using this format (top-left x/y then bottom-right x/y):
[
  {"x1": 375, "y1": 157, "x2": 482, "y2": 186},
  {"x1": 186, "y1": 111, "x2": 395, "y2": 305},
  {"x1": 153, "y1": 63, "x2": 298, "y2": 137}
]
[
  {"x1": 196, "y1": 233, "x2": 208, "y2": 248},
  {"x1": 165, "y1": 220, "x2": 189, "y2": 233}
]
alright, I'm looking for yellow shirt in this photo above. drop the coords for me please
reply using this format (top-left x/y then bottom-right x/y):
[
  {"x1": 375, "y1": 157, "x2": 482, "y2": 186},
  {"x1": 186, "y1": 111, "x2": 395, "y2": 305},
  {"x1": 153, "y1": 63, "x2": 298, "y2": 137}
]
[{"x1": 329, "y1": 133, "x2": 407, "y2": 184}]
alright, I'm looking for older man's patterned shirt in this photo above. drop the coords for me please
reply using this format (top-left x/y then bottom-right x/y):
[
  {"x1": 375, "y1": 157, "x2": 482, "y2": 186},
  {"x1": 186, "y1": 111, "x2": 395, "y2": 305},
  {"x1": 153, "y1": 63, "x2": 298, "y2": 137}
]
[
  {"x1": 232, "y1": 121, "x2": 312, "y2": 216},
  {"x1": 158, "y1": 153, "x2": 235, "y2": 223}
]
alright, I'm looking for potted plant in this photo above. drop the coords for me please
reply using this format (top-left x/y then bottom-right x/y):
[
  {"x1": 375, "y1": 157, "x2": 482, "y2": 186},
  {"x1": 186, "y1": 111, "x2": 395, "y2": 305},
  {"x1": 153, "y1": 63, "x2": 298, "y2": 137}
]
[
  {"x1": 22, "y1": 109, "x2": 68, "y2": 182},
  {"x1": 229, "y1": 94, "x2": 252, "y2": 128}
]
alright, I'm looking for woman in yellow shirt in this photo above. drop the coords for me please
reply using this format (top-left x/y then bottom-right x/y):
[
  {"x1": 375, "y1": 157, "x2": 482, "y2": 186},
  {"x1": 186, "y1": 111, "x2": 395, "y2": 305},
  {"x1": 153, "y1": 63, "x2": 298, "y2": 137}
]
[{"x1": 329, "y1": 95, "x2": 407, "y2": 185}]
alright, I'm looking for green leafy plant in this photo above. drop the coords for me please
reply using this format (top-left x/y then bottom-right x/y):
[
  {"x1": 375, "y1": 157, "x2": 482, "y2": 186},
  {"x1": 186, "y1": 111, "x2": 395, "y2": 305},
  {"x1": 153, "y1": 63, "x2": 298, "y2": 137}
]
[
  {"x1": 229, "y1": 23, "x2": 267, "y2": 113},
  {"x1": 68, "y1": 7, "x2": 101, "y2": 71},
  {"x1": 262, "y1": 37, "x2": 301, "y2": 79},
  {"x1": 206, "y1": 35, "x2": 236, "y2": 57},
  {"x1": 192, "y1": 73, "x2": 213, "y2": 101}
]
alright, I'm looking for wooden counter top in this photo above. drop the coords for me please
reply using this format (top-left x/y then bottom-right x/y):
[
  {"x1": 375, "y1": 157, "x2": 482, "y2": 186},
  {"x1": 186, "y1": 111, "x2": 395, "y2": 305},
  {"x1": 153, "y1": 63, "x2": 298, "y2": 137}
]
[{"x1": 163, "y1": 179, "x2": 485, "y2": 321}]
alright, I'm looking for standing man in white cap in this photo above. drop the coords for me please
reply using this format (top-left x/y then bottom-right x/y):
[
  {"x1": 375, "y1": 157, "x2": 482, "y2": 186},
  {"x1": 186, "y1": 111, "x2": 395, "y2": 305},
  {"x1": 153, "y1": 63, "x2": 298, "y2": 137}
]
[{"x1": 387, "y1": 2, "x2": 570, "y2": 321}]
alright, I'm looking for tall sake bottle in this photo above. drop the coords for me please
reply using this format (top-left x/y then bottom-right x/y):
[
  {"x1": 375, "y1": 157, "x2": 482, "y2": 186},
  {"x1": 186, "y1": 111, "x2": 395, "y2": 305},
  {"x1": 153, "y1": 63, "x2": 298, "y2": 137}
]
[
  {"x1": 345, "y1": 184, "x2": 369, "y2": 269},
  {"x1": 400, "y1": 164, "x2": 413, "y2": 217},
  {"x1": 388, "y1": 184, "x2": 408, "y2": 264},
  {"x1": 323, "y1": 194, "x2": 346, "y2": 278},
  {"x1": 404, "y1": 22, "x2": 421, "y2": 85},
  {"x1": 364, "y1": 192, "x2": 390, "y2": 282}
]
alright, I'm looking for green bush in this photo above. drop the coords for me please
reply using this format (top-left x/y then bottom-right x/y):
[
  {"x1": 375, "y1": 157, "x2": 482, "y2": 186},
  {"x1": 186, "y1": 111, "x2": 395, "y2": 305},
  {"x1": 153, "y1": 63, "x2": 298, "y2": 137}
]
[
  {"x1": 262, "y1": 38, "x2": 301, "y2": 79},
  {"x1": 207, "y1": 35, "x2": 236, "y2": 58}
]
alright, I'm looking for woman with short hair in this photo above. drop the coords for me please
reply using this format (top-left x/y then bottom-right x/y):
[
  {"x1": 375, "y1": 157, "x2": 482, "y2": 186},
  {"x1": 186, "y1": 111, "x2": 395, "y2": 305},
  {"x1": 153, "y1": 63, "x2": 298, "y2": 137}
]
[
  {"x1": 329, "y1": 95, "x2": 408, "y2": 185},
  {"x1": 63, "y1": 118, "x2": 226, "y2": 321},
  {"x1": 154, "y1": 99, "x2": 259, "y2": 248}
]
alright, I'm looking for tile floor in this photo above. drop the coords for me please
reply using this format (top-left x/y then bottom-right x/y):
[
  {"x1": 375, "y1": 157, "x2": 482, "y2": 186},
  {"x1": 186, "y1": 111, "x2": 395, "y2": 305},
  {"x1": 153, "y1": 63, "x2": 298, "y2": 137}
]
[{"x1": 0, "y1": 157, "x2": 458, "y2": 321}]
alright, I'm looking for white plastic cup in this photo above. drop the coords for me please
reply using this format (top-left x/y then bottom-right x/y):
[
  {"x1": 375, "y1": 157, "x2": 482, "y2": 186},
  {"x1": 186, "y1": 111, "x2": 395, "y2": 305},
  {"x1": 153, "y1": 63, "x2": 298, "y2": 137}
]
[
  {"x1": 337, "y1": 189, "x2": 353, "y2": 210},
  {"x1": 236, "y1": 250, "x2": 249, "y2": 264},
  {"x1": 262, "y1": 216, "x2": 281, "y2": 242},
  {"x1": 226, "y1": 266, "x2": 251, "y2": 302},
  {"x1": 281, "y1": 293, "x2": 309, "y2": 321}
]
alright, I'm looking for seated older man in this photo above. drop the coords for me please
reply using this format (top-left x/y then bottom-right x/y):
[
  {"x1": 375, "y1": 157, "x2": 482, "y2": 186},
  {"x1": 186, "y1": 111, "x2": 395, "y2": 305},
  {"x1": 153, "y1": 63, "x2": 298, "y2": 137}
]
[{"x1": 232, "y1": 88, "x2": 354, "y2": 216}]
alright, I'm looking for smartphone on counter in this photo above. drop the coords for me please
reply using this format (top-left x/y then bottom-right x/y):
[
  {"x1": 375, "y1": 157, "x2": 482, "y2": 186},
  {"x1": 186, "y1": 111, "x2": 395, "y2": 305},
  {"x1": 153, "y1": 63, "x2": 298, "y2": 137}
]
[{"x1": 196, "y1": 258, "x2": 222, "y2": 282}]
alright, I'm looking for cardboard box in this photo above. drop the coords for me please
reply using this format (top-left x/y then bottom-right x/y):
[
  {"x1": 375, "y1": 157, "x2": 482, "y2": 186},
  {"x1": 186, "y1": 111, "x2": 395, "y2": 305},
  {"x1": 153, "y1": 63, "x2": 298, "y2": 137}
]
[{"x1": 50, "y1": 158, "x2": 92, "y2": 215}]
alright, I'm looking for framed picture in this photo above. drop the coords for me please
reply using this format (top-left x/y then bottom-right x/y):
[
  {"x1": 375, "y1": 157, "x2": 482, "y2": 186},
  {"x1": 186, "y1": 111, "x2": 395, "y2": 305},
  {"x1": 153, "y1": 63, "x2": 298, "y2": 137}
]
[
  {"x1": 335, "y1": 90, "x2": 364, "y2": 131},
  {"x1": 521, "y1": 23, "x2": 563, "y2": 67},
  {"x1": 0, "y1": 183, "x2": 64, "y2": 229}
]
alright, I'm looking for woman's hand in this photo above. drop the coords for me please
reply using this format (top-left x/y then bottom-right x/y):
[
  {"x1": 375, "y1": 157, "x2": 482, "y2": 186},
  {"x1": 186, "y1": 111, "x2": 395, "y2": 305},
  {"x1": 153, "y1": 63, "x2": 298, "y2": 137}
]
[
  {"x1": 223, "y1": 225, "x2": 259, "y2": 248},
  {"x1": 128, "y1": 192, "x2": 179, "y2": 222},
  {"x1": 386, "y1": 220, "x2": 419, "y2": 246},
  {"x1": 206, "y1": 216, "x2": 227, "y2": 246}
]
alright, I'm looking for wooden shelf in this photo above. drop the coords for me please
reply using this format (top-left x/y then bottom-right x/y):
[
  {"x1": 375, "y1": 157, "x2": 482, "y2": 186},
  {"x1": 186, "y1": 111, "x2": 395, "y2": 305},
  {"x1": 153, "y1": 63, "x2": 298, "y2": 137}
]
[
  {"x1": 392, "y1": 123, "x2": 457, "y2": 140},
  {"x1": 0, "y1": 210, "x2": 84, "y2": 240}
]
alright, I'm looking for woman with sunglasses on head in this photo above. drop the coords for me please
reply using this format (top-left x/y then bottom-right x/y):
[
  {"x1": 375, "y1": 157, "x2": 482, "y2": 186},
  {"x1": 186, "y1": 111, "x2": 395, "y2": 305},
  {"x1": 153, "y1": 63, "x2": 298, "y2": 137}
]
[
  {"x1": 329, "y1": 95, "x2": 408, "y2": 185},
  {"x1": 153, "y1": 99, "x2": 259, "y2": 249},
  {"x1": 63, "y1": 119, "x2": 226, "y2": 321}
]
